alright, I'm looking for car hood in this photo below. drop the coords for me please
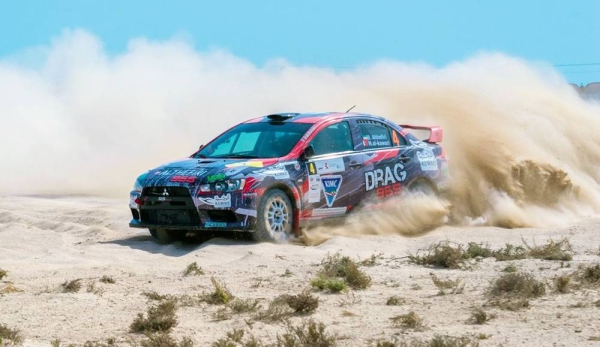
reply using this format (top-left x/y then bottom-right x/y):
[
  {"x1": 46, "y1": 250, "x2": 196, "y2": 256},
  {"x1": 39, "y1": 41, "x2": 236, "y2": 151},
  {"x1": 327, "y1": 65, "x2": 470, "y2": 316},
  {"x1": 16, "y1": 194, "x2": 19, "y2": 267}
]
[{"x1": 139, "y1": 157, "x2": 281, "y2": 187}]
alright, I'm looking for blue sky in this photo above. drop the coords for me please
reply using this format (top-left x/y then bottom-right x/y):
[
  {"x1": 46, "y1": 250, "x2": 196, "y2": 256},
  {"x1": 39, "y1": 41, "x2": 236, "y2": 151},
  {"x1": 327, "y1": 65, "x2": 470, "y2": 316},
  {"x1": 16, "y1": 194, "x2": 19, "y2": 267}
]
[{"x1": 1, "y1": 0, "x2": 599, "y2": 84}]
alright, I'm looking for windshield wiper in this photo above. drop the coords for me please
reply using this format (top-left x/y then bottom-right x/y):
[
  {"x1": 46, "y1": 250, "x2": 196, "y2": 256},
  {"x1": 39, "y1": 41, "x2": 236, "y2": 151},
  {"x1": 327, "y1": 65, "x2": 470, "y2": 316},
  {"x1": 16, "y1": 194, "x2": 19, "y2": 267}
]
[{"x1": 211, "y1": 154, "x2": 261, "y2": 159}]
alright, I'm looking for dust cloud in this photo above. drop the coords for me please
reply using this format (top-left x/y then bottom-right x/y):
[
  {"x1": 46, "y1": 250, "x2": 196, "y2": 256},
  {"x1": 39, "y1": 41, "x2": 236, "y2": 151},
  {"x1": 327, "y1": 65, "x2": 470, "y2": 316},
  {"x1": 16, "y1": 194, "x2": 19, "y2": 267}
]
[{"x1": 2, "y1": 29, "x2": 600, "y2": 237}]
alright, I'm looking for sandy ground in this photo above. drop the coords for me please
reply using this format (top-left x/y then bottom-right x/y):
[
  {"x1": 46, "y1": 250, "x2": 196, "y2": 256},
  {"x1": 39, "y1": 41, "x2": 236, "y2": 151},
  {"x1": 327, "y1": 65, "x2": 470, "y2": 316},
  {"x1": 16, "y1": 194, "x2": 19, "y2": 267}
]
[{"x1": 1, "y1": 195, "x2": 600, "y2": 347}]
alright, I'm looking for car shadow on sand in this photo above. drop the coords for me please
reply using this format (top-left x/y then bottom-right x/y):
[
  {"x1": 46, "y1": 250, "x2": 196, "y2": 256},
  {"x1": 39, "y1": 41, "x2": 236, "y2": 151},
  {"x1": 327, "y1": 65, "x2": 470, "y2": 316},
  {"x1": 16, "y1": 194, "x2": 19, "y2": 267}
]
[{"x1": 101, "y1": 231, "x2": 256, "y2": 257}]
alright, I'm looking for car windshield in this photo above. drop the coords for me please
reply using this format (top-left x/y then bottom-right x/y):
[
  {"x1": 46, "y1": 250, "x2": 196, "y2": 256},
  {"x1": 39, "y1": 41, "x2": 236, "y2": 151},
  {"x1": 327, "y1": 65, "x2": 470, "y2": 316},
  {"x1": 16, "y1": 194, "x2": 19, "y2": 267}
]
[{"x1": 195, "y1": 122, "x2": 313, "y2": 159}]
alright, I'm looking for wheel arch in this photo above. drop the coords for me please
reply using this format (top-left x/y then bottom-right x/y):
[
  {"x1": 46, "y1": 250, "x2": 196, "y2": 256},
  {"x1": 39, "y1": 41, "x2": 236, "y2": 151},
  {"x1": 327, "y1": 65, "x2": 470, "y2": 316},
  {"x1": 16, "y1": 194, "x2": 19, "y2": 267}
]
[{"x1": 263, "y1": 182, "x2": 301, "y2": 236}]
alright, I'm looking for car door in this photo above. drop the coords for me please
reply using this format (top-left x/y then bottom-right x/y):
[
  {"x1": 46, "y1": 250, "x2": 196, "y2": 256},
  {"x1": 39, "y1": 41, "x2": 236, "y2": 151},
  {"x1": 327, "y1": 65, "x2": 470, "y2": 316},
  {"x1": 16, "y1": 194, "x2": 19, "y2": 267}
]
[
  {"x1": 303, "y1": 121, "x2": 364, "y2": 218},
  {"x1": 356, "y1": 119, "x2": 417, "y2": 200}
]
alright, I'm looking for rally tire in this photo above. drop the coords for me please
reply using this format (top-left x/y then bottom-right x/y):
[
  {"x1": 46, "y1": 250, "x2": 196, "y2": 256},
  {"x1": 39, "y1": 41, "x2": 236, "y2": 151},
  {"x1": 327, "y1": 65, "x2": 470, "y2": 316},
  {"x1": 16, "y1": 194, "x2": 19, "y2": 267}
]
[
  {"x1": 149, "y1": 229, "x2": 186, "y2": 244},
  {"x1": 253, "y1": 189, "x2": 294, "y2": 243}
]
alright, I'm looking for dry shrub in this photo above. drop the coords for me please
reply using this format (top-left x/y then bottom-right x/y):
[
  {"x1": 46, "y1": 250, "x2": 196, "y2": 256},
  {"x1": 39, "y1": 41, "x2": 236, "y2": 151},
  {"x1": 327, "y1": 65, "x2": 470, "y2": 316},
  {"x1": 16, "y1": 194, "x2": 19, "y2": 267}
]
[
  {"x1": 82, "y1": 339, "x2": 117, "y2": 347},
  {"x1": 390, "y1": 311, "x2": 424, "y2": 330},
  {"x1": 276, "y1": 319, "x2": 337, "y2": 347},
  {"x1": 524, "y1": 238, "x2": 573, "y2": 261},
  {"x1": 429, "y1": 273, "x2": 464, "y2": 295},
  {"x1": 386, "y1": 296, "x2": 405, "y2": 306},
  {"x1": 130, "y1": 299, "x2": 178, "y2": 333},
  {"x1": 0, "y1": 324, "x2": 24, "y2": 345},
  {"x1": 142, "y1": 291, "x2": 171, "y2": 301},
  {"x1": 211, "y1": 328, "x2": 263, "y2": 347},
  {"x1": 283, "y1": 291, "x2": 319, "y2": 314},
  {"x1": 0, "y1": 269, "x2": 7, "y2": 280},
  {"x1": 311, "y1": 253, "x2": 371, "y2": 291},
  {"x1": 361, "y1": 253, "x2": 384, "y2": 266},
  {"x1": 229, "y1": 298, "x2": 261, "y2": 314},
  {"x1": 554, "y1": 275, "x2": 572, "y2": 293},
  {"x1": 488, "y1": 299, "x2": 530, "y2": 311},
  {"x1": 503, "y1": 264, "x2": 518, "y2": 273},
  {"x1": 580, "y1": 264, "x2": 600, "y2": 284},
  {"x1": 86, "y1": 281, "x2": 105, "y2": 296},
  {"x1": 469, "y1": 308, "x2": 494, "y2": 325},
  {"x1": 489, "y1": 272, "x2": 546, "y2": 298},
  {"x1": 409, "y1": 242, "x2": 468, "y2": 269},
  {"x1": 376, "y1": 335, "x2": 480, "y2": 347},
  {"x1": 99, "y1": 275, "x2": 115, "y2": 284},
  {"x1": 61, "y1": 279, "x2": 82, "y2": 293},
  {"x1": 253, "y1": 297, "x2": 294, "y2": 323},
  {"x1": 183, "y1": 262, "x2": 204, "y2": 277},
  {"x1": 141, "y1": 332, "x2": 193, "y2": 347},
  {"x1": 201, "y1": 277, "x2": 234, "y2": 305}
]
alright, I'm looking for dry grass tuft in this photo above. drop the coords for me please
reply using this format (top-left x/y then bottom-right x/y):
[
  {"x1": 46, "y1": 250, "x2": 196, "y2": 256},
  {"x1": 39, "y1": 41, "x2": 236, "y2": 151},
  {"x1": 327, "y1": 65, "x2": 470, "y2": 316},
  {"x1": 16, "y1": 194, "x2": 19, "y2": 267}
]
[
  {"x1": 229, "y1": 298, "x2": 261, "y2": 314},
  {"x1": 201, "y1": 277, "x2": 234, "y2": 305},
  {"x1": 282, "y1": 290, "x2": 319, "y2": 314},
  {"x1": 86, "y1": 281, "x2": 105, "y2": 296},
  {"x1": 310, "y1": 253, "x2": 371, "y2": 292},
  {"x1": 183, "y1": 262, "x2": 204, "y2": 277},
  {"x1": 580, "y1": 264, "x2": 600, "y2": 285},
  {"x1": 141, "y1": 332, "x2": 193, "y2": 347},
  {"x1": 554, "y1": 275, "x2": 572, "y2": 293},
  {"x1": 523, "y1": 238, "x2": 573, "y2": 261},
  {"x1": 488, "y1": 298, "x2": 530, "y2": 311},
  {"x1": 211, "y1": 328, "x2": 263, "y2": 347},
  {"x1": 469, "y1": 308, "x2": 494, "y2": 325},
  {"x1": 130, "y1": 299, "x2": 178, "y2": 333},
  {"x1": 503, "y1": 264, "x2": 518, "y2": 273},
  {"x1": 99, "y1": 275, "x2": 115, "y2": 284},
  {"x1": 61, "y1": 279, "x2": 82, "y2": 293},
  {"x1": 0, "y1": 324, "x2": 24, "y2": 345},
  {"x1": 277, "y1": 319, "x2": 337, "y2": 347},
  {"x1": 361, "y1": 253, "x2": 384, "y2": 267},
  {"x1": 489, "y1": 272, "x2": 546, "y2": 298},
  {"x1": 142, "y1": 291, "x2": 171, "y2": 301},
  {"x1": 409, "y1": 242, "x2": 468, "y2": 269},
  {"x1": 430, "y1": 273, "x2": 464, "y2": 295},
  {"x1": 386, "y1": 296, "x2": 405, "y2": 306},
  {"x1": 253, "y1": 297, "x2": 294, "y2": 323},
  {"x1": 390, "y1": 311, "x2": 424, "y2": 330},
  {"x1": 0, "y1": 269, "x2": 7, "y2": 280}
]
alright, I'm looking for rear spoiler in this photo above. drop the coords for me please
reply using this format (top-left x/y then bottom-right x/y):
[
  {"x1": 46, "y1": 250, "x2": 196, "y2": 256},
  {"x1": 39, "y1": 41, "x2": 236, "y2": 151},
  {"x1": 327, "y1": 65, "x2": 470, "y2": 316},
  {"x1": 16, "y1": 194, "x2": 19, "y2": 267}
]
[{"x1": 399, "y1": 125, "x2": 443, "y2": 143}]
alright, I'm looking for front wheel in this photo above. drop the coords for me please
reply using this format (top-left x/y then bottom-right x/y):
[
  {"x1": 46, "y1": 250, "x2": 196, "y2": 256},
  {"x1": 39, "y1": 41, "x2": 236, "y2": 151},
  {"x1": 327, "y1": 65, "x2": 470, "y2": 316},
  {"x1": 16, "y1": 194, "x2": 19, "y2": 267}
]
[
  {"x1": 149, "y1": 229, "x2": 187, "y2": 244},
  {"x1": 253, "y1": 189, "x2": 294, "y2": 243}
]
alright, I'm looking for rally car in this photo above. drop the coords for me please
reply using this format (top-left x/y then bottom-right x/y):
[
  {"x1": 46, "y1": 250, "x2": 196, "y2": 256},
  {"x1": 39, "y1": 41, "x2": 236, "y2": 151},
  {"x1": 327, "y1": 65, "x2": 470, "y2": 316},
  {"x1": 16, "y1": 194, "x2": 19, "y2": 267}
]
[{"x1": 129, "y1": 112, "x2": 450, "y2": 243}]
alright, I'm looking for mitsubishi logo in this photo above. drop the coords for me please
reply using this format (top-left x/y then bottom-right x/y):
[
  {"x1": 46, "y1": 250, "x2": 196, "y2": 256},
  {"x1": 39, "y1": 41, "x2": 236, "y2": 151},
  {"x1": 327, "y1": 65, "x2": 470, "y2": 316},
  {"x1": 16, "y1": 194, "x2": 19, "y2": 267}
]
[{"x1": 162, "y1": 188, "x2": 169, "y2": 196}]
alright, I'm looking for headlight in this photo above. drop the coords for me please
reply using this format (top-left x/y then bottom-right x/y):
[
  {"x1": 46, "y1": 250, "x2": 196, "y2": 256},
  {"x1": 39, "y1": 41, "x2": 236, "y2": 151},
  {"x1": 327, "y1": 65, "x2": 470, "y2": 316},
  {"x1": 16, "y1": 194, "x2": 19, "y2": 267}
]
[
  {"x1": 133, "y1": 180, "x2": 143, "y2": 193},
  {"x1": 200, "y1": 179, "x2": 246, "y2": 193}
]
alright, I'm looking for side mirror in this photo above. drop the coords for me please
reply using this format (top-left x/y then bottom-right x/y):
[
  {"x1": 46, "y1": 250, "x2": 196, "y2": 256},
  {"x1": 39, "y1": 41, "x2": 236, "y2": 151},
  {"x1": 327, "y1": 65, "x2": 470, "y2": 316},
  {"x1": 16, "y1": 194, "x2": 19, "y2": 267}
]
[{"x1": 300, "y1": 145, "x2": 315, "y2": 161}]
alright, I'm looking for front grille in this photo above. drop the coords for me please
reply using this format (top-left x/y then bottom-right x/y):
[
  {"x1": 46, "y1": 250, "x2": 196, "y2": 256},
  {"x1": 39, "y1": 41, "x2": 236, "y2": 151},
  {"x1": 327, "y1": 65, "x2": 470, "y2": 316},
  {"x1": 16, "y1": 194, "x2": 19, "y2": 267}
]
[
  {"x1": 140, "y1": 186, "x2": 201, "y2": 226},
  {"x1": 143, "y1": 186, "x2": 190, "y2": 197}
]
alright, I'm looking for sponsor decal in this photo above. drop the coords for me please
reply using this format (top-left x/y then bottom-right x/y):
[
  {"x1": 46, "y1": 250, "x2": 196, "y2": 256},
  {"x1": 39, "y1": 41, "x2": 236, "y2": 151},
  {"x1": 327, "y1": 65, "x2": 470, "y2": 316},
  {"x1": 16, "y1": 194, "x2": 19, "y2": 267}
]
[
  {"x1": 409, "y1": 139, "x2": 439, "y2": 171},
  {"x1": 205, "y1": 221, "x2": 227, "y2": 228},
  {"x1": 170, "y1": 175, "x2": 196, "y2": 183},
  {"x1": 417, "y1": 148, "x2": 438, "y2": 171},
  {"x1": 154, "y1": 169, "x2": 207, "y2": 177},
  {"x1": 207, "y1": 173, "x2": 227, "y2": 183},
  {"x1": 312, "y1": 207, "x2": 347, "y2": 216},
  {"x1": 362, "y1": 134, "x2": 391, "y2": 147},
  {"x1": 308, "y1": 162, "x2": 317, "y2": 175},
  {"x1": 376, "y1": 183, "x2": 402, "y2": 199},
  {"x1": 365, "y1": 163, "x2": 406, "y2": 191},
  {"x1": 314, "y1": 157, "x2": 345, "y2": 174},
  {"x1": 198, "y1": 193, "x2": 232, "y2": 208},
  {"x1": 307, "y1": 175, "x2": 321, "y2": 203},
  {"x1": 256, "y1": 164, "x2": 291, "y2": 180},
  {"x1": 294, "y1": 163, "x2": 301, "y2": 171},
  {"x1": 320, "y1": 175, "x2": 343, "y2": 207},
  {"x1": 224, "y1": 167, "x2": 246, "y2": 177},
  {"x1": 225, "y1": 161, "x2": 263, "y2": 168}
]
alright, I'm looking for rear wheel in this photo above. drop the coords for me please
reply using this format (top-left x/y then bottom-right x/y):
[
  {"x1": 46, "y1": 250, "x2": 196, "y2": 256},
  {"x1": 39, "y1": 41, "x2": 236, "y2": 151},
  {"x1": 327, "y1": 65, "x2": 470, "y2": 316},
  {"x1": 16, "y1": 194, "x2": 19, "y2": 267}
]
[
  {"x1": 253, "y1": 189, "x2": 294, "y2": 242},
  {"x1": 149, "y1": 229, "x2": 187, "y2": 244}
]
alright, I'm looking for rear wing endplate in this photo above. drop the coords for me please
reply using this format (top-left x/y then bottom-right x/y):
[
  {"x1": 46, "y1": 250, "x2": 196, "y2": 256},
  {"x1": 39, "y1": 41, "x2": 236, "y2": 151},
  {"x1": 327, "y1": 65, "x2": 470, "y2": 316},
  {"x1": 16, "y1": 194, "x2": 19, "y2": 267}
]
[{"x1": 399, "y1": 125, "x2": 443, "y2": 143}]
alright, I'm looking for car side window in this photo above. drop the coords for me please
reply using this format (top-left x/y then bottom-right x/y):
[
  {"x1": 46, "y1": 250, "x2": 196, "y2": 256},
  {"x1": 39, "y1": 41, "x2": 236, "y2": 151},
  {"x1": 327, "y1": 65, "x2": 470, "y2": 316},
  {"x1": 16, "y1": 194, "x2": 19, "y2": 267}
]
[
  {"x1": 358, "y1": 120, "x2": 406, "y2": 149},
  {"x1": 310, "y1": 121, "x2": 353, "y2": 156}
]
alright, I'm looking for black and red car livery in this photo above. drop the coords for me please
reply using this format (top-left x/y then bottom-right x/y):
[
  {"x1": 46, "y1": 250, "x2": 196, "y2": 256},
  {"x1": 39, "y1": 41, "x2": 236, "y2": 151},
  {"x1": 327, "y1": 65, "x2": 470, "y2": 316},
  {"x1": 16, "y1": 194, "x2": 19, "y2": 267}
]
[{"x1": 129, "y1": 112, "x2": 450, "y2": 243}]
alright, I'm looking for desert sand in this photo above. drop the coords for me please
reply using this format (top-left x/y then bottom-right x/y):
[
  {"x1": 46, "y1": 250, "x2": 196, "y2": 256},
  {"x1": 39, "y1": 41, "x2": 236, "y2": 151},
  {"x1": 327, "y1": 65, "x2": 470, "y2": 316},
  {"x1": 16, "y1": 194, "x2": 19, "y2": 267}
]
[{"x1": 1, "y1": 195, "x2": 599, "y2": 347}]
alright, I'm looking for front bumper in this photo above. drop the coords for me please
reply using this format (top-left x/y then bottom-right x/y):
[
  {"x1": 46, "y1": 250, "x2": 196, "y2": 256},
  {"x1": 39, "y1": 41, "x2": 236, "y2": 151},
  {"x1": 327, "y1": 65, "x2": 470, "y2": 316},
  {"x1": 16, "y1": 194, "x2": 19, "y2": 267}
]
[{"x1": 128, "y1": 189, "x2": 258, "y2": 231}]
